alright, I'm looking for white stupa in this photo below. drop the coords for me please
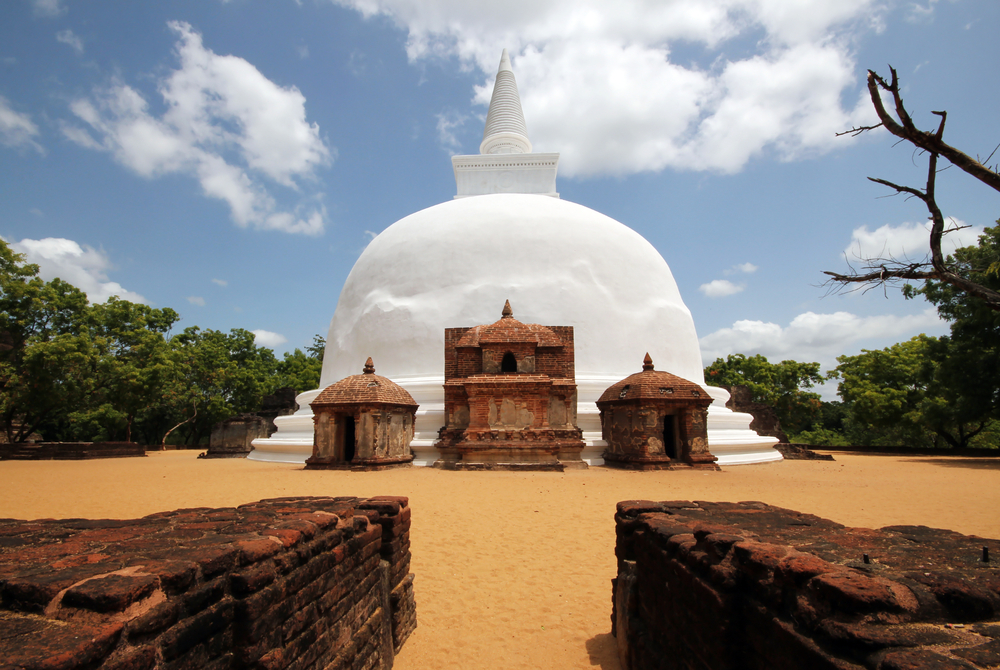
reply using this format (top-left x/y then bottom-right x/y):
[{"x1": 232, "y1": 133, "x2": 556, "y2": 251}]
[{"x1": 249, "y1": 50, "x2": 780, "y2": 466}]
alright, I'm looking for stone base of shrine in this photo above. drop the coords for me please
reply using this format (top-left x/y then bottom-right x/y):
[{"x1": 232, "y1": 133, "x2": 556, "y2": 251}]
[
  {"x1": 432, "y1": 436, "x2": 587, "y2": 471},
  {"x1": 304, "y1": 454, "x2": 414, "y2": 471},
  {"x1": 602, "y1": 451, "x2": 721, "y2": 471}
]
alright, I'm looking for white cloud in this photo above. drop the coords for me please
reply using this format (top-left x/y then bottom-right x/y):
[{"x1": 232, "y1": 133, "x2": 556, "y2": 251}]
[
  {"x1": 297, "y1": 45, "x2": 309, "y2": 59},
  {"x1": 0, "y1": 96, "x2": 44, "y2": 154},
  {"x1": 699, "y1": 308, "x2": 945, "y2": 368},
  {"x1": 725, "y1": 262, "x2": 758, "y2": 275},
  {"x1": 211, "y1": 278, "x2": 228, "y2": 286},
  {"x1": 907, "y1": 0, "x2": 939, "y2": 23},
  {"x1": 56, "y1": 29, "x2": 84, "y2": 55},
  {"x1": 435, "y1": 111, "x2": 467, "y2": 154},
  {"x1": 844, "y1": 219, "x2": 985, "y2": 264},
  {"x1": 334, "y1": 0, "x2": 883, "y2": 176},
  {"x1": 62, "y1": 21, "x2": 332, "y2": 235},
  {"x1": 187, "y1": 296, "x2": 206, "y2": 306},
  {"x1": 699, "y1": 279, "x2": 744, "y2": 298},
  {"x1": 10, "y1": 237, "x2": 146, "y2": 304},
  {"x1": 252, "y1": 329, "x2": 288, "y2": 348},
  {"x1": 32, "y1": 0, "x2": 65, "y2": 17}
]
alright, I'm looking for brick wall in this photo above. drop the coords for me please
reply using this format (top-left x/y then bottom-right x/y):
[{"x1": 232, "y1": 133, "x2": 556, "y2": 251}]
[
  {"x1": 0, "y1": 441, "x2": 145, "y2": 460},
  {"x1": 0, "y1": 496, "x2": 416, "y2": 670},
  {"x1": 614, "y1": 500, "x2": 1000, "y2": 670}
]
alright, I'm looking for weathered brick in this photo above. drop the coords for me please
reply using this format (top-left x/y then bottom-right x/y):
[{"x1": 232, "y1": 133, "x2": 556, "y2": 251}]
[
  {"x1": 230, "y1": 561, "x2": 277, "y2": 597},
  {"x1": 159, "y1": 599, "x2": 234, "y2": 661},
  {"x1": 127, "y1": 600, "x2": 180, "y2": 637},
  {"x1": 0, "y1": 497, "x2": 415, "y2": 670},
  {"x1": 181, "y1": 577, "x2": 225, "y2": 616},
  {"x1": 99, "y1": 644, "x2": 157, "y2": 670},
  {"x1": 0, "y1": 611, "x2": 122, "y2": 669},
  {"x1": 615, "y1": 500, "x2": 1000, "y2": 670},
  {"x1": 63, "y1": 573, "x2": 159, "y2": 613}
]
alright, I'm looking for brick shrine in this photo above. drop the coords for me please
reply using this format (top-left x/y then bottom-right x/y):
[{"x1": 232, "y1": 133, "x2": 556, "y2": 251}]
[
  {"x1": 433, "y1": 301, "x2": 586, "y2": 470},
  {"x1": 306, "y1": 357, "x2": 418, "y2": 470},
  {"x1": 597, "y1": 353, "x2": 718, "y2": 470}
]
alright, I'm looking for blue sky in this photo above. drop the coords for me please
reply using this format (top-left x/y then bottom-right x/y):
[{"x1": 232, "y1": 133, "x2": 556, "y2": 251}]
[{"x1": 2, "y1": 0, "x2": 998, "y2": 395}]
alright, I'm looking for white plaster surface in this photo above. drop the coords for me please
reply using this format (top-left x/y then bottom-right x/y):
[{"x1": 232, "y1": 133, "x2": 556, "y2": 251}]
[
  {"x1": 452, "y1": 153, "x2": 559, "y2": 198},
  {"x1": 250, "y1": 194, "x2": 780, "y2": 465}
]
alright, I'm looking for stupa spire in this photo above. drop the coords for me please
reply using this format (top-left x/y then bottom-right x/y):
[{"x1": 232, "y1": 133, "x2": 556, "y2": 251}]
[
  {"x1": 501, "y1": 299, "x2": 513, "y2": 318},
  {"x1": 480, "y1": 49, "x2": 532, "y2": 155},
  {"x1": 363, "y1": 357, "x2": 375, "y2": 374}
]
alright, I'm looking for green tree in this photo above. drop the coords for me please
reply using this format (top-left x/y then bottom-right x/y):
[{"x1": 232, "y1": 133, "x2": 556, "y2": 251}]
[
  {"x1": 273, "y1": 335, "x2": 325, "y2": 393},
  {"x1": 158, "y1": 327, "x2": 279, "y2": 446},
  {"x1": 704, "y1": 353, "x2": 823, "y2": 435},
  {"x1": 0, "y1": 240, "x2": 96, "y2": 442},
  {"x1": 831, "y1": 335, "x2": 989, "y2": 448},
  {"x1": 904, "y1": 224, "x2": 1000, "y2": 447},
  {"x1": 67, "y1": 298, "x2": 179, "y2": 442}
]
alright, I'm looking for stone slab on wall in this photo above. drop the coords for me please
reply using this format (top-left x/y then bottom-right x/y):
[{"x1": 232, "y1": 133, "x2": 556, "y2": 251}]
[
  {"x1": 614, "y1": 500, "x2": 1000, "y2": 670},
  {"x1": 0, "y1": 496, "x2": 416, "y2": 670}
]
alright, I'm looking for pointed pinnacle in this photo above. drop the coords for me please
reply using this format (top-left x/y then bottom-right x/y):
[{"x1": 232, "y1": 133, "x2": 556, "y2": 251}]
[
  {"x1": 502, "y1": 300, "x2": 513, "y2": 318},
  {"x1": 498, "y1": 48, "x2": 512, "y2": 73},
  {"x1": 363, "y1": 357, "x2": 375, "y2": 374},
  {"x1": 642, "y1": 353, "x2": 654, "y2": 371}
]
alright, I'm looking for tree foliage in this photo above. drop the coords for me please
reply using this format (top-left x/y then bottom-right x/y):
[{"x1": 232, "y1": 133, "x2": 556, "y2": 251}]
[
  {"x1": 0, "y1": 238, "x2": 317, "y2": 446},
  {"x1": 704, "y1": 353, "x2": 823, "y2": 435},
  {"x1": 831, "y1": 334, "x2": 989, "y2": 449}
]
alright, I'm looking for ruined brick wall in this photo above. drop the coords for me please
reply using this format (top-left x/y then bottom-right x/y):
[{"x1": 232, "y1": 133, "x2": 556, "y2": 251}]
[
  {"x1": 0, "y1": 441, "x2": 145, "y2": 460},
  {"x1": 720, "y1": 384, "x2": 789, "y2": 443},
  {"x1": 0, "y1": 496, "x2": 415, "y2": 670},
  {"x1": 614, "y1": 500, "x2": 1000, "y2": 670}
]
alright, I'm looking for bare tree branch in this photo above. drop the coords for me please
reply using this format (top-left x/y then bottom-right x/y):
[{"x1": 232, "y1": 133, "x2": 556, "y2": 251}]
[
  {"x1": 826, "y1": 66, "x2": 1000, "y2": 312},
  {"x1": 867, "y1": 68, "x2": 1000, "y2": 192}
]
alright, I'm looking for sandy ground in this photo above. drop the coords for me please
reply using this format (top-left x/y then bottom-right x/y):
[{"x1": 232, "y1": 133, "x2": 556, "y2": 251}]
[{"x1": 2, "y1": 451, "x2": 1000, "y2": 669}]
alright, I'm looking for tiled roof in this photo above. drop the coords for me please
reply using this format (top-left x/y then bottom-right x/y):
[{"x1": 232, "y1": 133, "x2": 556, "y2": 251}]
[
  {"x1": 598, "y1": 354, "x2": 710, "y2": 404},
  {"x1": 455, "y1": 300, "x2": 564, "y2": 347},
  {"x1": 312, "y1": 358, "x2": 417, "y2": 408}
]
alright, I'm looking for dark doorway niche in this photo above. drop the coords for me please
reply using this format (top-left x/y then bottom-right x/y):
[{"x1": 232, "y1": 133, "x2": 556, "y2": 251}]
[
  {"x1": 501, "y1": 351, "x2": 518, "y2": 373},
  {"x1": 663, "y1": 414, "x2": 677, "y2": 459},
  {"x1": 344, "y1": 416, "x2": 356, "y2": 462}
]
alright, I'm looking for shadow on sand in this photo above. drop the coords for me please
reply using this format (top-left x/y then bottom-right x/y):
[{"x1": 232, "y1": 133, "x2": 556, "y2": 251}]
[
  {"x1": 585, "y1": 632, "x2": 622, "y2": 669},
  {"x1": 901, "y1": 457, "x2": 1000, "y2": 470}
]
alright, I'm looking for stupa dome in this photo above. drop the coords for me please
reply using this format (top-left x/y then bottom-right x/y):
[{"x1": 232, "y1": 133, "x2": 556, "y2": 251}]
[{"x1": 320, "y1": 193, "x2": 702, "y2": 389}]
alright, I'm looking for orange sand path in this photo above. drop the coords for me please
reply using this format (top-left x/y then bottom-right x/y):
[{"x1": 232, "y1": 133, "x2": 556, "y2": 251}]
[{"x1": 2, "y1": 451, "x2": 999, "y2": 669}]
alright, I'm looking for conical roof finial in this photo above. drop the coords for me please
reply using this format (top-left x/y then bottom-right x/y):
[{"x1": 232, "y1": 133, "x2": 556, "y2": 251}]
[
  {"x1": 642, "y1": 353, "x2": 654, "y2": 372},
  {"x1": 501, "y1": 299, "x2": 513, "y2": 318},
  {"x1": 480, "y1": 49, "x2": 532, "y2": 155},
  {"x1": 363, "y1": 357, "x2": 375, "y2": 374}
]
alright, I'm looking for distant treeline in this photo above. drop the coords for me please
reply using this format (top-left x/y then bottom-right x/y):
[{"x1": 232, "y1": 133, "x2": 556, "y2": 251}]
[{"x1": 1, "y1": 239, "x2": 323, "y2": 446}]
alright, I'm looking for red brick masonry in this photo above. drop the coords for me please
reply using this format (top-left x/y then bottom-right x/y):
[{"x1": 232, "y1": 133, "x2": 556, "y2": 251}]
[
  {"x1": 614, "y1": 500, "x2": 1000, "y2": 670},
  {"x1": 0, "y1": 442, "x2": 145, "y2": 460},
  {"x1": 0, "y1": 496, "x2": 415, "y2": 670}
]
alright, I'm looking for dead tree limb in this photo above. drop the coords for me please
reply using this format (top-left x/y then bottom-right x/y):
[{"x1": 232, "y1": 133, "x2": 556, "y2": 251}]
[{"x1": 826, "y1": 67, "x2": 1000, "y2": 312}]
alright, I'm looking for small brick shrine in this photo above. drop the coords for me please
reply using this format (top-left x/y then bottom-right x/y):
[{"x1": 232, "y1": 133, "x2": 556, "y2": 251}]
[
  {"x1": 306, "y1": 357, "x2": 418, "y2": 470},
  {"x1": 597, "y1": 353, "x2": 718, "y2": 470},
  {"x1": 434, "y1": 301, "x2": 586, "y2": 470}
]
